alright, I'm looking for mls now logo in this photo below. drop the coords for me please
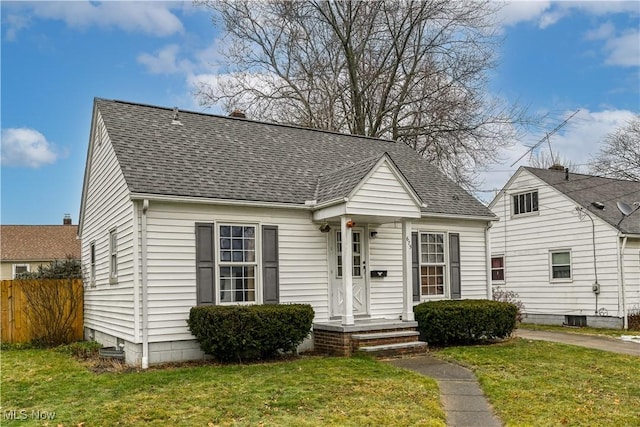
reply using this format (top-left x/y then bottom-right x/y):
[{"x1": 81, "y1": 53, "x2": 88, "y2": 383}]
[{"x1": 4, "y1": 410, "x2": 56, "y2": 420}]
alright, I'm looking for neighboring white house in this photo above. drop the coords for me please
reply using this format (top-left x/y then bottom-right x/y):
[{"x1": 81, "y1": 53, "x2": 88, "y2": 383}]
[
  {"x1": 489, "y1": 166, "x2": 640, "y2": 329},
  {"x1": 79, "y1": 98, "x2": 497, "y2": 366}
]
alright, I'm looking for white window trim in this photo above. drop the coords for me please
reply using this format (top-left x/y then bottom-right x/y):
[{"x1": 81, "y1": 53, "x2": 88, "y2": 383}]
[
  {"x1": 336, "y1": 228, "x2": 364, "y2": 279},
  {"x1": 491, "y1": 254, "x2": 505, "y2": 284},
  {"x1": 511, "y1": 189, "x2": 540, "y2": 218},
  {"x1": 418, "y1": 231, "x2": 448, "y2": 299},
  {"x1": 109, "y1": 229, "x2": 118, "y2": 284},
  {"x1": 549, "y1": 249, "x2": 572, "y2": 283},
  {"x1": 12, "y1": 264, "x2": 30, "y2": 279},
  {"x1": 215, "y1": 222, "x2": 261, "y2": 305}
]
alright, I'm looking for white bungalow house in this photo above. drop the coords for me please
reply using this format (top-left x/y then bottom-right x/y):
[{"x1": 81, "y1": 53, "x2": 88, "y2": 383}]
[
  {"x1": 489, "y1": 166, "x2": 640, "y2": 329},
  {"x1": 79, "y1": 98, "x2": 497, "y2": 366}
]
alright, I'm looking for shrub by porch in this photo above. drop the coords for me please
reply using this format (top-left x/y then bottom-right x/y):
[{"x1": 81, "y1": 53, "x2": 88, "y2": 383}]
[
  {"x1": 187, "y1": 304, "x2": 314, "y2": 362},
  {"x1": 414, "y1": 299, "x2": 518, "y2": 345}
]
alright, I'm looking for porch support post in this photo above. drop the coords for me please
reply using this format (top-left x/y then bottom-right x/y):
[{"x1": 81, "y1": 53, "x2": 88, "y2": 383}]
[
  {"x1": 341, "y1": 215, "x2": 354, "y2": 325},
  {"x1": 402, "y1": 219, "x2": 414, "y2": 321}
]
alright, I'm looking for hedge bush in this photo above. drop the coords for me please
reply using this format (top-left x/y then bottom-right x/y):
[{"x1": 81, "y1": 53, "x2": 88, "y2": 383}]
[
  {"x1": 414, "y1": 299, "x2": 518, "y2": 345},
  {"x1": 187, "y1": 304, "x2": 314, "y2": 362}
]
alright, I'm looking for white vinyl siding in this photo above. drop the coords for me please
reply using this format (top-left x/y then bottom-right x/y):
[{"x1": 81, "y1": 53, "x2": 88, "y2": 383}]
[
  {"x1": 346, "y1": 161, "x2": 420, "y2": 218},
  {"x1": 144, "y1": 202, "x2": 329, "y2": 343},
  {"x1": 81, "y1": 111, "x2": 136, "y2": 342},
  {"x1": 490, "y1": 169, "x2": 624, "y2": 318}
]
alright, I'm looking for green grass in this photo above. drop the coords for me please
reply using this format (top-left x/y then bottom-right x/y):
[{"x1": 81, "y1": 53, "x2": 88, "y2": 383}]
[
  {"x1": 517, "y1": 322, "x2": 631, "y2": 338},
  {"x1": 436, "y1": 339, "x2": 640, "y2": 427},
  {"x1": 0, "y1": 350, "x2": 445, "y2": 426}
]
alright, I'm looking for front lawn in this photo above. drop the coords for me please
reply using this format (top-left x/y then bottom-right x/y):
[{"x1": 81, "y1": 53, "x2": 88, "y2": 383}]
[
  {"x1": 518, "y1": 322, "x2": 631, "y2": 338},
  {"x1": 0, "y1": 349, "x2": 444, "y2": 426},
  {"x1": 436, "y1": 339, "x2": 640, "y2": 427}
]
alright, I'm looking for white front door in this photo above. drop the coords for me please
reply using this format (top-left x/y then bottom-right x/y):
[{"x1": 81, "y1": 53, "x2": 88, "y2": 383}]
[{"x1": 331, "y1": 228, "x2": 368, "y2": 317}]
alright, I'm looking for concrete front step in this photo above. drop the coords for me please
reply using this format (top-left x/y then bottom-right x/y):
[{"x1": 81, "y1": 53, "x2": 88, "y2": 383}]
[
  {"x1": 352, "y1": 330, "x2": 419, "y2": 341},
  {"x1": 357, "y1": 341, "x2": 428, "y2": 357}
]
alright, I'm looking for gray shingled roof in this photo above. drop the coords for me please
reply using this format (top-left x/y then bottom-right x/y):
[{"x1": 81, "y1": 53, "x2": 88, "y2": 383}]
[
  {"x1": 525, "y1": 167, "x2": 640, "y2": 235},
  {"x1": 96, "y1": 99, "x2": 494, "y2": 218},
  {"x1": 315, "y1": 154, "x2": 384, "y2": 203}
]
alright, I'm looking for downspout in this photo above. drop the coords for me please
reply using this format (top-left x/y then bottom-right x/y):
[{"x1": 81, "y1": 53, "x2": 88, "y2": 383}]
[
  {"x1": 485, "y1": 222, "x2": 493, "y2": 300},
  {"x1": 141, "y1": 199, "x2": 149, "y2": 369},
  {"x1": 619, "y1": 235, "x2": 628, "y2": 329}
]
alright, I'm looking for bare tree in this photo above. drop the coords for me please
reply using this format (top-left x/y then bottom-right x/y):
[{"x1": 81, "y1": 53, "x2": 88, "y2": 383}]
[
  {"x1": 589, "y1": 115, "x2": 640, "y2": 181},
  {"x1": 528, "y1": 150, "x2": 583, "y2": 173},
  {"x1": 194, "y1": 0, "x2": 533, "y2": 189}
]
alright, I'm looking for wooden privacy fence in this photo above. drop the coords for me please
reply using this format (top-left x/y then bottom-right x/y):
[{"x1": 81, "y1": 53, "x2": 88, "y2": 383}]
[{"x1": 1, "y1": 279, "x2": 84, "y2": 344}]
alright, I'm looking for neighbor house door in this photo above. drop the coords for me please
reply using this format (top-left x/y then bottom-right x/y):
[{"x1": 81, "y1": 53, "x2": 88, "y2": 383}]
[{"x1": 331, "y1": 228, "x2": 368, "y2": 317}]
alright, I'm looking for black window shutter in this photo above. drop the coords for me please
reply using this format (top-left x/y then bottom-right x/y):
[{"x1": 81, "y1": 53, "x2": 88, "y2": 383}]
[
  {"x1": 262, "y1": 225, "x2": 279, "y2": 304},
  {"x1": 195, "y1": 223, "x2": 215, "y2": 305},
  {"x1": 411, "y1": 232, "x2": 420, "y2": 301},
  {"x1": 449, "y1": 233, "x2": 461, "y2": 300}
]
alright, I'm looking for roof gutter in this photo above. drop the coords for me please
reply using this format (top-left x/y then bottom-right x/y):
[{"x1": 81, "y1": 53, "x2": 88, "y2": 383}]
[
  {"x1": 129, "y1": 193, "x2": 310, "y2": 210},
  {"x1": 419, "y1": 212, "x2": 499, "y2": 222}
]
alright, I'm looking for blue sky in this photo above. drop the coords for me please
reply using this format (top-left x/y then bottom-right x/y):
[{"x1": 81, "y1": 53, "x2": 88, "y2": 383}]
[{"x1": 1, "y1": 1, "x2": 639, "y2": 224}]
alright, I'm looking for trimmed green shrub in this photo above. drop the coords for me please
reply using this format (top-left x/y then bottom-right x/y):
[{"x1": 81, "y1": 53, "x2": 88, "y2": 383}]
[
  {"x1": 414, "y1": 299, "x2": 518, "y2": 345},
  {"x1": 187, "y1": 304, "x2": 314, "y2": 362}
]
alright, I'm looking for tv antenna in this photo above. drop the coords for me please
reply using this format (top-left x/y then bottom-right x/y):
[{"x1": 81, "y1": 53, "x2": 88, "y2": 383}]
[{"x1": 511, "y1": 109, "x2": 580, "y2": 167}]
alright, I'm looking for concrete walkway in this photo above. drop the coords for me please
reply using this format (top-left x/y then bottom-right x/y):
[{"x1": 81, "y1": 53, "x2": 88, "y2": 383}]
[
  {"x1": 390, "y1": 355, "x2": 501, "y2": 427},
  {"x1": 515, "y1": 329, "x2": 640, "y2": 356}
]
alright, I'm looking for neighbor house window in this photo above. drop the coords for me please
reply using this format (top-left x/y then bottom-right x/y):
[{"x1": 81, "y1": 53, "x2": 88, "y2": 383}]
[
  {"x1": 90, "y1": 242, "x2": 96, "y2": 286},
  {"x1": 12, "y1": 264, "x2": 29, "y2": 279},
  {"x1": 109, "y1": 229, "x2": 117, "y2": 283},
  {"x1": 513, "y1": 190, "x2": 538, "y2": 215},
  {"x1": 218, "y1": 225, "x2": 256, "y2": 303},
  {"x1": 419, "y1": 232, "x2": 446, "y2": 296},
  {"x1": 491, "y1": 256, "x2": 505, "y2": 282},
  {"x1": 550, "y1": 250, "x2": 571, "y2": 280}
]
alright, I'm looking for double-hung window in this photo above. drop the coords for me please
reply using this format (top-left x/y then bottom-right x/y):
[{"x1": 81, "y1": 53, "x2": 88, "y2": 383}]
[
  {"x1": 12, "y1": 264, "x2": 29, "y2": 279},
  {"x1": 491, "y1": 256, "x2": 505, "y2": 282},
  {"x1": 219, "y1": 225, "x2": 257, "y2": 303},
  {"x1": 109, "y1": 229, "x2": 117, "y2": 283},
  {"x1": 550, "y1": 250, "x2": 571, "y2": 280},
  {"x1": 513, "y1": 190, "x2": 538, "y2": 215},
  {"x1": 419, "y1": 232, "x2": 446, "y2": 296}
]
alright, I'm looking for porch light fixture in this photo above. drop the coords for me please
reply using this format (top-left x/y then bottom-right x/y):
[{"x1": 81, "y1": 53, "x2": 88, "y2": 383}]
[
  {"x1": 370, "y1": 231, "x2": 378, "y2": 239},
  {"x1": 319, "y1": 223, "x2": 331, "y2": 233},
  {"x1": 346, "y1": 220, "x2": 356, "y2": 228}
]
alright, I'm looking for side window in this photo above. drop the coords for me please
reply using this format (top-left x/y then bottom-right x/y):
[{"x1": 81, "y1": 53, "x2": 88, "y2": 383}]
[
  {"x1": 109, "y1": 229, "x2": 118, "y2": 283},
  {"x1": 12, "y1": 264, "x2": 29, "y2": 279},
  {"x1": 550, "y1": 250, "x2": 571, "y2": 280},
  {"x1": 491, "y1": 256, "x2": 505, "y2": 282},
  {"x1": 512, "y1": 190, "x2": 539, "y2": 215}
]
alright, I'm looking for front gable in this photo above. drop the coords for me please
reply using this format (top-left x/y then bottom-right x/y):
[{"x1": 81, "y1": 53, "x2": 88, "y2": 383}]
[{"x1": 313, "y1": 154, "x2": 423, "y2": 221}]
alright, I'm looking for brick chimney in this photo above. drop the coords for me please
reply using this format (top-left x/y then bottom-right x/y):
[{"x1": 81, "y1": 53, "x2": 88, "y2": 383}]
[
  {"x1": 229, "y1": 109, "x2": 246, "y2": 119},
  {"x1": 63, "y1": 214, "x2": 72, "y2": 225},
  {"x1": 548, "y1": 164, "x2": 565, "y2": 171}
]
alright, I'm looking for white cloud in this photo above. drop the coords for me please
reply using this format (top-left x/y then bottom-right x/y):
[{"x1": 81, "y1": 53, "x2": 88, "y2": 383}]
[
  {"x1": 497, "y1": 1, "x2": 552, "y2": 28},
  {"x1": 1, "y1": 128, "x2": 59, "y2": 168},
  {"x1": 603, "y1": 30, "x2": 640, "y2": 67},
  {"x1": 3, "y1": 1, "x2": 184, "y2": 39},
  {"x1": 137, "y1": 44, "x2": 194, "y2": 74},
  {"x1": 584, "y1": 21, "x2": 616, "y2": 40},
  {"x1": 498, "y1": 0, "x2": 639, "y2": 28},
  {"x1": 477, "y1": 108, "x2": 636, "y2": 201}
]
